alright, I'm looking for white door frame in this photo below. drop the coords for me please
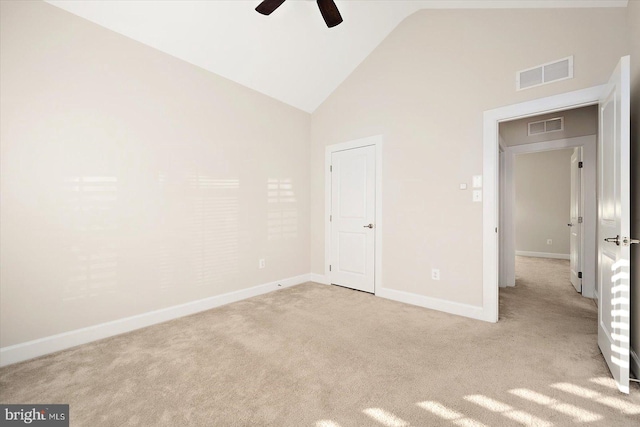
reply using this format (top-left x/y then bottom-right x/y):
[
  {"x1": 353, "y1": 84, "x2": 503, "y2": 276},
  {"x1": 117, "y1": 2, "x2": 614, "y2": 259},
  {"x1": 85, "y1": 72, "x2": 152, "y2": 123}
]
[
  {"x1": 483, "y1": 85, "x2": 605, "y2": 322},
  {"x1": 325, "y1": 135, "x2": 383, "y2": 293},
  {"x1": 499, "y1": 135, "x2": 597, "y2": 299}
]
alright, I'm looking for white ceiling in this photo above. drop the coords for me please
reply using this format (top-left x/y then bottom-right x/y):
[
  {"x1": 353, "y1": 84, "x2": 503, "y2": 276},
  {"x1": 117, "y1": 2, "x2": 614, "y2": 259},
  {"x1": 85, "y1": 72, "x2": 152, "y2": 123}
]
[{"x1": 46, "y1": 0, "x2": 628, "y2": 113}]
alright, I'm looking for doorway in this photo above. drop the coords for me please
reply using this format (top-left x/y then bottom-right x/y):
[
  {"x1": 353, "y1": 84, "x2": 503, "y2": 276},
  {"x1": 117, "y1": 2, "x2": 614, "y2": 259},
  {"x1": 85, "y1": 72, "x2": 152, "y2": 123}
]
[
  {"x1": 482, "y1": 84, "x2": 606, "y2": 322},
  {"x1": 324, "y1": 135, "x2": 383, "y2": 294},
  {"x1": 498, "y1": 106, "x2": 598, "y2": 300}
]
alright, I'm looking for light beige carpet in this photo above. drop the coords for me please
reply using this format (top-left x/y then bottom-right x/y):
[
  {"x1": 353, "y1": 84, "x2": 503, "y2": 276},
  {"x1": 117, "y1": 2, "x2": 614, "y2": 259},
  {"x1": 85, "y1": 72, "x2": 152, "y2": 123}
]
[{"x1": 1, "y1": 256, "x2": 639, "y2": 426}]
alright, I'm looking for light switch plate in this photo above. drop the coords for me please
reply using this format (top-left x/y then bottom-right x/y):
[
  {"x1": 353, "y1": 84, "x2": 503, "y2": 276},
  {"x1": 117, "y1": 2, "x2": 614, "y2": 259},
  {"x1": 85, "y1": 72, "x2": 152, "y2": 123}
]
[
  {"x1": 473, "y1": 175, "x2": 483, "y2": 188},
  {"x1": 473, "y1": 190, "x2": 482, "y2": 202},
  {"x1": 459, "y1": 183, "x2": 467, "y2": 190}
]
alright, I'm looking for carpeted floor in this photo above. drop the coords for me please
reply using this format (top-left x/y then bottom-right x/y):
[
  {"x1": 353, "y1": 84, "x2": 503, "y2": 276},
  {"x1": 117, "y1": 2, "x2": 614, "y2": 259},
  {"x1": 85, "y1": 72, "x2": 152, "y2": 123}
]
[{"x1": 1, "y1": 256, "x2": 639, "y2": 426}]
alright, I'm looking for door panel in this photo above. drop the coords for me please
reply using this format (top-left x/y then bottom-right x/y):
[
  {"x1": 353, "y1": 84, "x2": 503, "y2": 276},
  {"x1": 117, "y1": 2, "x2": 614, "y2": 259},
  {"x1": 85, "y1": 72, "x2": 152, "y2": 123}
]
[
  {"x1": 597, "y1": 56, "x2": 631, "y2": 394},
  {"x1": 330, "y1": 146, "x2": 376, "y2": 293},
  {"x1": 569, "y1": 148, "x2": 582, "y2": 293},
  {"x1": 338, "y1": 232, "x2": 366, "y2": 273}
]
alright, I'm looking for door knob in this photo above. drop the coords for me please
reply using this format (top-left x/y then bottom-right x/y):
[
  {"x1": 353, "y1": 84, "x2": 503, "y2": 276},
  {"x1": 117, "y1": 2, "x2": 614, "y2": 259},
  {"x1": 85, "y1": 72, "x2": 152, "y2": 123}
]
[
  {"x1": 604, "y1": 236, "x2": 621, "y2": 245},
  {"x1": 363, "y1": 224, "x2": 374, "y2": 229}
]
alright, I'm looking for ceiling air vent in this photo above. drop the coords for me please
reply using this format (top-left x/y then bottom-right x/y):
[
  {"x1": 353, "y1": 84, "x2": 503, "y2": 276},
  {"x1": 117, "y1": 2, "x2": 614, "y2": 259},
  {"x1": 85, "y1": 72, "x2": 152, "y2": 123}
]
[
  {"x1": 528, "y1": 117, "x2": 564, "y2": 136},
  {"x1": 517, "y1": 56, "x2": 573, "y2": 91}
]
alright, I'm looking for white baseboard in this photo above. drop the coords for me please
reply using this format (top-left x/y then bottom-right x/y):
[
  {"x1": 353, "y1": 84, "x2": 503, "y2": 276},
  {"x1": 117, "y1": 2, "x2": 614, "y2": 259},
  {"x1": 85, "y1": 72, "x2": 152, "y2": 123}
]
[
  {"x1": 516, "y1": 251, "x2": 570, "y2": 260},
  {"x1": 0, "y1": 274, "x2": 310, "y2": 367},
  {"x1": 631, "y1": 347, "x2": 640, "y2": 379},
  {"x1": 375, "y1": 287, "x2": 488, "y2": 322},
  {"x1": 312, "y1": 277, "x2": 489, "y2": 321},
  {"x1": 310, "y1": 273, "x2": 330, "y2": 285}
]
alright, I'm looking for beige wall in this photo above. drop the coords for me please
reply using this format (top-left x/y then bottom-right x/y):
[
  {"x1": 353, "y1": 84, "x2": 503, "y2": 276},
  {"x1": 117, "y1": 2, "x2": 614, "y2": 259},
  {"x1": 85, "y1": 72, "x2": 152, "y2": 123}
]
[
  {"x1": 628, "y1": 0, "x2": 640, "y2": 372},
  {"x1": 514, "y1": 150, "x2": 573, "y2": 255},
  {"x1": 0, "y1": 1, "x2": 310, "y2": 347},
  {"x1": 499, "y1": 105, "x2": 597, "y2": 147},
  {"x1": 310, "y1": 8, "x2": 628, "y2": 307}
]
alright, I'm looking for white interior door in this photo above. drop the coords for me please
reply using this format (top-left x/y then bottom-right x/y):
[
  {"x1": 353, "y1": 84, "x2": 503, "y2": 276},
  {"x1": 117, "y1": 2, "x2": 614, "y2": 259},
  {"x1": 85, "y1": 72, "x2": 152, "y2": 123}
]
[
  {"x1": 569, "y1": 147, "x2": 582, "y2": 293},
  {"x1": 330, "y1": 145, "x2": 376, "y2": 293},
  {"x1": 597, "y1": 56, "x2": 632, "y2": 394}
]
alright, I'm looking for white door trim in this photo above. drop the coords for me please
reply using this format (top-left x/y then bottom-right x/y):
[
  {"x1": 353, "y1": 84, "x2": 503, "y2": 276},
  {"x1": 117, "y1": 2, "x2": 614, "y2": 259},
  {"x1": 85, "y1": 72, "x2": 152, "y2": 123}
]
[
  {"x1": 483, "y1": 85, "x2": 606, "y2": 322},
  {"x1": 500, "y1": 135, "x2": 597, "y2": 299},
  {"x1": 325, "y1": 135, "x2": 383, "y2": 293}
]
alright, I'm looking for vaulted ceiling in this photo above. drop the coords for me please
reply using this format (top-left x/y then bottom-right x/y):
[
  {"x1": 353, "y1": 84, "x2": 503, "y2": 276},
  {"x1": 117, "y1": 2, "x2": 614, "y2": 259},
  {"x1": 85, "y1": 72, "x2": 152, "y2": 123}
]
[{"x1": 46, "y1": 1, "x2": 628, "y2": 113}]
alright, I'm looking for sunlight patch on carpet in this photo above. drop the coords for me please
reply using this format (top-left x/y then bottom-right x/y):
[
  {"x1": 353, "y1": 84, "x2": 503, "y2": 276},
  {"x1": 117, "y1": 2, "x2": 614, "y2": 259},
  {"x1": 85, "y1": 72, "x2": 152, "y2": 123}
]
[
  {"x1": 551, "y1": 383, "x2": 640, "y2": 415},
  {"x1": 417, "y1": 401, "x2": 488, "y2": 427},
  {"x1": 464, "y1": 395, "x2": 552, "y2": 427},
  {"x1": 362, "y1": 408, "x2": 410, "y2": 427},
  {"x1": 315, "y1": 420, "x2": 343, "y2": 427},
  {"x1": 509, "y1": 388, "x2": 602, "y2": 422}
]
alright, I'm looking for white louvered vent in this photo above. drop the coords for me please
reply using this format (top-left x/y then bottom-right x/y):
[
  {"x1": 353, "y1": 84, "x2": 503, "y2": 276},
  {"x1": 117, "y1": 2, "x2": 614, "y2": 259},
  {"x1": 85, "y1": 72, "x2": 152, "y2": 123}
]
[
  {"x1": 528, "y1": 117, "x2": 564, "y2": 136},
  {"x1": 517, "y1": 56, "x2": 573, "y2": 91}
]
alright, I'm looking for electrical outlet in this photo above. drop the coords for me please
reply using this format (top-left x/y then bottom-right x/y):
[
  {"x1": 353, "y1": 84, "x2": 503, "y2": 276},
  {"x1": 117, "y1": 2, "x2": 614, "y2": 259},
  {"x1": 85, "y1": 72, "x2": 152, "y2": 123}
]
[
  {"x1": 259, "y1": 259, "x2": 266, "y2": 269},
  {"x1": 472, "y1": 175, "x2": 483, "y2": 188},
  {"x1": 431, "y1": 268, "x2": 440, "y2": 281},
  {"x1": 472, "y1": 190, "x2": 482, "y2": 202},
  {"x1": 547, "y1": 239, "x2": 553, "y2": 245}
]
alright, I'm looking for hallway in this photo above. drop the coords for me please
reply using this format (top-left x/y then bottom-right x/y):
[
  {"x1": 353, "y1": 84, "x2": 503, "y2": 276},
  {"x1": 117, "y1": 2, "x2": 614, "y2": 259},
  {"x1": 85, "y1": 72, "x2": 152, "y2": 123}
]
[{"x1": 500, "y1": 256, "x2": 596, "y2": 324}]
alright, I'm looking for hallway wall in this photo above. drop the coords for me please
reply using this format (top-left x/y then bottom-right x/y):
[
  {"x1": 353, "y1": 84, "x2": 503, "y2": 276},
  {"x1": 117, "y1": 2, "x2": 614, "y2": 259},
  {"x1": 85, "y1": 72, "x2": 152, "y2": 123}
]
[{"x1": 515, "y1": 149, "x2": 573, "y2": 257}]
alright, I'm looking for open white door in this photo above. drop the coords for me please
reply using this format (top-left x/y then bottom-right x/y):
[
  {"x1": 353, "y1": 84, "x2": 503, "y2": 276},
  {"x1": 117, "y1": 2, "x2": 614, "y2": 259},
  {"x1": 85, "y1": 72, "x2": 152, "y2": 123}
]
[
  {"x1": 330, "y1": 145, "x2": 376, "y2": 293},
  {"x1": 569, "y1": 147, "x2": 582, "y2": 293},
  {"x1": 597, "y1": 56, "x2": 633, "y2": 394}
]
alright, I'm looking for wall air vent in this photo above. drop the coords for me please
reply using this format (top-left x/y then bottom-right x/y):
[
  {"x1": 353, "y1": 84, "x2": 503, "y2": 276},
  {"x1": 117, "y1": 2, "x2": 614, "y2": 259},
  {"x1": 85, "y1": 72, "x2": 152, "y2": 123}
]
[
  {"x1": 528, "y1": 117, "x2": 564, "y2": 136},
  {"x1": 517, "y1": 56, "x2": 573, "y2": 91}
]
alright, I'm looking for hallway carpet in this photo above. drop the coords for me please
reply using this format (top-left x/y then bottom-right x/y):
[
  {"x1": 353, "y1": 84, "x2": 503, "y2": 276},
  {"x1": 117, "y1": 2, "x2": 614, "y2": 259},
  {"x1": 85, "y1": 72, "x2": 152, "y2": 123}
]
[{"x1": 1, "y1": 257, "x2": 639, "y2": 426}]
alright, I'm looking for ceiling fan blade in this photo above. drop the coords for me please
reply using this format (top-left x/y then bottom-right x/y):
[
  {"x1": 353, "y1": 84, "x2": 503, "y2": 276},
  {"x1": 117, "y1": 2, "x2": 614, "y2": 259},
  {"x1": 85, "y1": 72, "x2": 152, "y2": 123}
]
[
  {"x1": 255, "y1": 0, "x2": 286, "y2": 15},
  {"x1": 317, "y1": 0, "x2": 343, "y2": 28}
]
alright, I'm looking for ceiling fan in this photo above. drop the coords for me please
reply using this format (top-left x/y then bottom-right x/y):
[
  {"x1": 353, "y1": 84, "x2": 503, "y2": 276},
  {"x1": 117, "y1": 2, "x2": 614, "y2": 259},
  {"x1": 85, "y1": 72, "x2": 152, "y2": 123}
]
[{"x1": 255, "y1": 0, "x2": 343, "y2": 28}]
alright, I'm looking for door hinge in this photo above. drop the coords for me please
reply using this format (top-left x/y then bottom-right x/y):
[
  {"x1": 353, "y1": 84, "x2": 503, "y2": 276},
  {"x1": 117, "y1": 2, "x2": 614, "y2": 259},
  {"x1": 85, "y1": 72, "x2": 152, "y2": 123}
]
[
  {"x1": 330, "y1": 165, "x2": 332, "y2": 172},
  {"x1": 578, "y1": 272, "x2": 582, "y2": 279},
  {"x1": 330, "y1": 215, "x2": 332, "y2": 222},
  {"x1": 578, "y1": 161, "x2": 583, "y2": 168},
  {"x1": 495, "y1": 227, "x2": 498, "y2": 233},
  {"x1": 578, "y1": 216, "x2": 583, "y2": 223},
  {"x1": 329, "y1": 265, "x2": 332, "y2": 272}
]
